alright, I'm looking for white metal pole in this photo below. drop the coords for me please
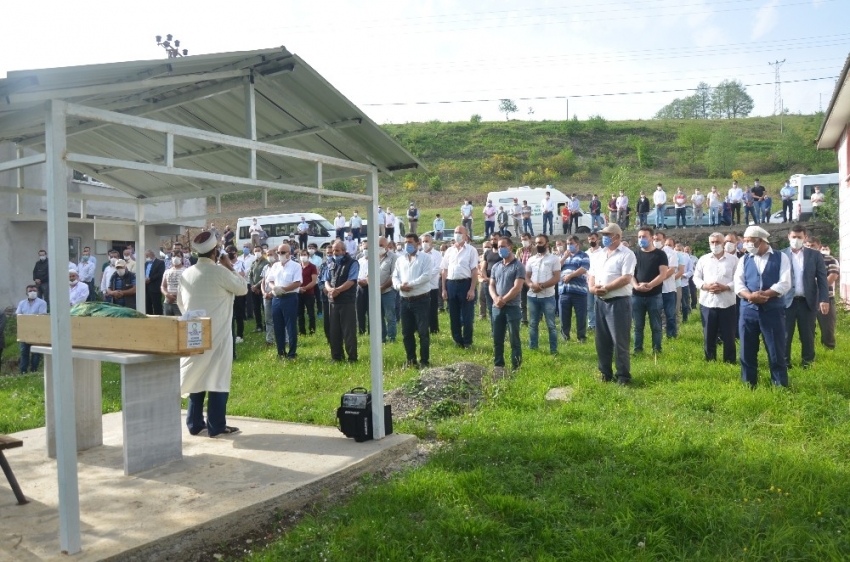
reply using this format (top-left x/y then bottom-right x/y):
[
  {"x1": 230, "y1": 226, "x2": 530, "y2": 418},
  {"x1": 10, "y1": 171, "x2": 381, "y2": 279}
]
[
  {"x1": 44, "y1": 99, "x2": 82, "y2": 555},
  {"x1": 136, "y1": 202, "x2": 146, "y2": 314},
  {"x1": 15, "y1": 146, "x2": 24, "y2": 215},
  {"x1": 244, "y1": 77, "x2": 257, "y2": 180},
  {"x1": 366, "y1": 170, "x2": 385, "y2": 438}
]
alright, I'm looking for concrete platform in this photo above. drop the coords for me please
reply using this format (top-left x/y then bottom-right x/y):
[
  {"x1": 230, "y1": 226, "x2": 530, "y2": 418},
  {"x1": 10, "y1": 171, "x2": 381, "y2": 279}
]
[{"x1": 0, "y1": 412, "x2": 416, "y2": 561}]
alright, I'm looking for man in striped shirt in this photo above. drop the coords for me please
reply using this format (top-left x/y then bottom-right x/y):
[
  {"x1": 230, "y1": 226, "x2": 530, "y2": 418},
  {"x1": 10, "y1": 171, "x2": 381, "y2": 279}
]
[{"x1": 558, "y1": 236, "x2": 590, "y2": 343}]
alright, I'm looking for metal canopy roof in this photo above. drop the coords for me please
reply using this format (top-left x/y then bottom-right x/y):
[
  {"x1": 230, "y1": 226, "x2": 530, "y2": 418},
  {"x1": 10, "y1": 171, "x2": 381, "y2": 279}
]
[
  {"x1": 817, "y1": 53, "x2": 850, "y2": 150},
  {"x1": 0, "y1": 46, "x2": 424, "y2": 200}
]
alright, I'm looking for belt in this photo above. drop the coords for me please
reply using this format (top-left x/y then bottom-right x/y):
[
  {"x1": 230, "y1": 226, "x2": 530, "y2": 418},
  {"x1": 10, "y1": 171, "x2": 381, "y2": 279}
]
[
  {"x1": 447, "y1": 278, "x2": 470, "y2": 283},
  {"x1": 793, "y1": 296, "x2": 806, "y2": 301},
  {"x1": 401, "y1": 293, "x2": 429, "y2": 302},
  {"x1": 274, "y1": 292, "x2": 298, "y2": 297},
  {"x1": 599, "y1": 295, "x2": 628, "y2": 303}
]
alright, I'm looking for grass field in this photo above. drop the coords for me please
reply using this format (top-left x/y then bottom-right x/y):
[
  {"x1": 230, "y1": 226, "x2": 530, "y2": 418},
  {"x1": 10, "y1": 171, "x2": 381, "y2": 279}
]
[{"x1": 3, "y1": 301, "x2": 849, "y2": 560}]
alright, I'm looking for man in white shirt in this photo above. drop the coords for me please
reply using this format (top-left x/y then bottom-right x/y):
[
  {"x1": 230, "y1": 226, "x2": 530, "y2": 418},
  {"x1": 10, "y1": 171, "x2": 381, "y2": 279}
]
[
  {"x1": 268, "y1": 243, "x2": 303, "y2": 360},
  {"x1": 728, "y1": 181, "x2": 744, "y2": 225},
  {"x1": 483, "y1": 199, "x2": 498, "y2": 238},
  {"x1": 691, "y1": 189, "x2": 705, "y2": 226},
  {"x1": 588, "y1": 224, "x2": 636, "y2": 385},
  {"x1": 432, "y1": 214, "x2": 445, "y2": 241},
  {"x1": 734, "y1": 226, "x2": 792, "y2": 387},
  {"x1": 810, "y1": 185, "x2": 825, "y2": 220},
  {"x1": 296, "y1": 216, "x2": 310, "y2": 250},
  {"x1": 393, "y1": 233, "x2": 433, "y2": 368},
  {"x1": 707, "y1": 186, "x2": 722, "y2": 226},
  {"x1": 615, "y1": 190, "x2": 629, "y2": 229},
  {"x1": 17, "y1": 284, "x2": 48, "y2": 374},
  {"x1": 652, "y1": 183, "x2": 667, "y2": 229},
  {"x1": 376, "y1": 237, "x2": 399, "y2": 343},
  {"x1": 377, "y1": 206, "x2": 386, "y2": 237},
  {"x1": 100, "y1": 250, "x2": 120, "y2": 296},
  {"x1": 344, "y1": 234, "x2": 358, "y2": 258},
  {"x1": 460, "y1": 200, "x2": 474, "y2": 237},
  {"x1": 249, "y1": 218, "x2": 263, "y2": 247},
  {"x1": 77, "y1": 246, "x2": 97, "y2": 302},
  {"x1": 541, "y1": 191, "x2": 555, "y2": 236},
  {"x1": 511, "y1": 198, "x2": 523, "y2": 236},
  {"x1": 654, "y1": 231, "x2": 681, "y2": 339},
  {"x1": 69, "y1": 269, "x2": 89, "y2": 306},
  {"x1": 385, "y1": 208, "x2": 397, "y2": 242},
  {"x1": 356, "y1": 242, "x2": 371, "y2": 335},
  {"x1": 421, "y1": 233, "x2": 443, "y2": 334},
  {"x1": 333, "y1": 211, "x2": 346, "y2": 241},
  {"x1": 525, "y1": 234, "x2": 561, "y2": 354},
  {"x1": 693, "y1": 233, "x2": 738, "y2": 363},
  {"x1": 441, "y1": 226, "x2": 479, "y2": 348}
]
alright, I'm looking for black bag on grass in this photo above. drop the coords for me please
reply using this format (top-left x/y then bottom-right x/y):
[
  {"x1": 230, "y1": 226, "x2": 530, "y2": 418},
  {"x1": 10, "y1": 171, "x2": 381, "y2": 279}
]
[{"x1": 336, "y1": 387, "x2": 393, "y2": 442}]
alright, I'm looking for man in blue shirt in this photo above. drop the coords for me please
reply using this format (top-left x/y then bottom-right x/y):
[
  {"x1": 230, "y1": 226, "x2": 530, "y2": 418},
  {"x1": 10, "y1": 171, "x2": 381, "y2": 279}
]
[
  {"x1": 324, "y1": 240, "x2": 360, "y2": 362},
  {"x1": 16, "y1": 284, "x2": 48, "y2": 374},
  {"x1": 105, "y1": 259, "x2": 137, "y2": 309},
  {"x1": 432, "y1": 214, "x2": 445, "y2": 240},
  {"x1": 558, "y1": 236, "x2": 591, "y2": 343}
]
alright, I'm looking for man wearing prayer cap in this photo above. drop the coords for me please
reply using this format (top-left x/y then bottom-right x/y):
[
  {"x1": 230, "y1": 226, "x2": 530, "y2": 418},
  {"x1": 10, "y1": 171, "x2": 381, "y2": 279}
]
[
  {"x1": 178, "y1": 231, "x2": 248, "y2": 437},
  {"x1": 733, "y1": 224, "x2": 792, "y2": 387}
]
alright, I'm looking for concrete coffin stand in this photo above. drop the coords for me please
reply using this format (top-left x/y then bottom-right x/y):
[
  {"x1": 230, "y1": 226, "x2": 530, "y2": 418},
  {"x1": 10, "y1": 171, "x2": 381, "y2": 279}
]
[{"x1": 0, "y1": 413, "x2": 416, "y2": 561}]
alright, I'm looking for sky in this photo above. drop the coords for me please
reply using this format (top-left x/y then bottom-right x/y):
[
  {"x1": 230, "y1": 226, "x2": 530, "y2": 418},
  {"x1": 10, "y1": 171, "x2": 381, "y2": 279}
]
[{"x1": 1, "y1": 0, "x2": 848, "y2": 123}]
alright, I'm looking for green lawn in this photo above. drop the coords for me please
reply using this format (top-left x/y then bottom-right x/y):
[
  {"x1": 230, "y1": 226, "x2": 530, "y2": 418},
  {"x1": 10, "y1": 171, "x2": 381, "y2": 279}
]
[{"x1": 2, "y1": 307, "x2": 849, "y2": 560}]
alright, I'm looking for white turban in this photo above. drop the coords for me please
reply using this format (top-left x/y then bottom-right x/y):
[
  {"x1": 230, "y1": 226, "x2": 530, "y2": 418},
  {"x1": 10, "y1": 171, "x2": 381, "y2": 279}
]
[
  {"x1": 743, "y1": 225, "x2": 770, "y2": 239},
  {"x1": 193, "y1": 231, "x2": 218, "y2": 254}
]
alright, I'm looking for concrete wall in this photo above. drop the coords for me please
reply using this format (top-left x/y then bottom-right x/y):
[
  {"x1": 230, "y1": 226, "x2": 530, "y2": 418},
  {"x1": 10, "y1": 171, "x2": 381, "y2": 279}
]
[
  {"x1": 0, "y1": 142, "x2": 205, "y2": 311},
  {"x1": 837, "y1": 127, "x2": 849, "y2": 304}
]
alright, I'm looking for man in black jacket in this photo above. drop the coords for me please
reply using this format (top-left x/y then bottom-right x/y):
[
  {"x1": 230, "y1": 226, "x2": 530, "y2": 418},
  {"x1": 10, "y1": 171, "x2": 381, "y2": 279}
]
[
  {"x1": 143, "y1": 250, "x2": 166, "y2": 315},
  {"x1": 783, "y1": 225, "x2": 829, "y2": 369},
  {"x1": 325, "y1": 240, "x2": 360, "y2": 362},
  {"x1": 33, "y1": 249, "x2": 50, "y2": 304}
]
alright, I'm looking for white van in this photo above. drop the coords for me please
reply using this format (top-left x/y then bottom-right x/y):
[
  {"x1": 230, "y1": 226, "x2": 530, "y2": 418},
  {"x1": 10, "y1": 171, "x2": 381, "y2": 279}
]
[
  {"x1": 486, "y1": 186, "x2": 593, "y2": 236},
  {"x1": 236, "y1": 212, "x2": 335, "y2": 250},
  {"x1": 790, "y1": 173, "x2": 838, "y2": 221}
]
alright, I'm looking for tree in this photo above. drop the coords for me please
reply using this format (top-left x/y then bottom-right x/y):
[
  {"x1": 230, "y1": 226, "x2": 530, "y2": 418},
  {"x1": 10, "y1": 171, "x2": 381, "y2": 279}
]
[
  {"x1": 676, "y1": 123, "x2": 711, "y2": 166},
  {"x1": 693, "y1": 82, "x2": 712, "y2": 119},
  {"x1": 628, "y1": 135, "x2": 654, "y2": 168},
  {"x1": 498, "y1": 99, "x2": 518, "y2": 121},
  {"x1": 470, "y1": 114, "x2": 482, "y2": 124},
  {"x1": 711, "y1": 80, "x2": 754, "y2": 119},
  {"x1": 705, "y1": 127, "x2": 738, "y2": 177}
]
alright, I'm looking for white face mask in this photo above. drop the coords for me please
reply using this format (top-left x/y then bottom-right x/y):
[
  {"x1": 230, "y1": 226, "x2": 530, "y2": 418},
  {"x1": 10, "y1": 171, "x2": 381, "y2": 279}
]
[
  {"x1": 379, "y1": 247, "x2": 388, "y2": 256},
  {"x1": 789, "y1": 238, "x2": 804, "y2": 250},
  {"x1": 521, "y1": 240, "x2": 531, "y2": 248},
  {"x1": 28, "y1": 291, "x2": 38, "y2": 299},
  {"x1": 821, "y1": 249, "x2": 831, "y2": 256},
  {"x1": 70, "y1": 279, "x2": 79, "y2": 286},
  {"x1": 172, "y1": 257, "x2": 182, "y2": 266},
  {"x1": 422, "y1": 242, "x2": 431, "y2": 251},
  {"x1": 711, "y1": 244, "x2": 725, "y2": 255},
  {"x1": 116, "y1": 268, "x2": 127, "y2": 276},
  {"x1": 110, "y1": 257, "x2": 118, "y2": 265},
  {"x1": 454, "y1": 233, "x2": 464, "y2": 244},
  {"x1": 300, "y1": 255, "x2": 309, "y2": 263},
  {"x1": 653, "y1": 240, "x2": 664, "y2": 250},
  {"x1": 254, "y1": 252, "x2": 262, "y2": 258},
  {"x1": 38, "y1": 255, "x2": 46, "y2": 261},
  {"x1": 744, "y1": 242, "x2": 758, "y2": 255}
]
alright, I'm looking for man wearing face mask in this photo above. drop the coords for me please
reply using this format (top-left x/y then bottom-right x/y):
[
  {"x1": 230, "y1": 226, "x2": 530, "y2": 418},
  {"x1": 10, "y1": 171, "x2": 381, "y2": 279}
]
[
  {"x1": 588, "y1": 224, "x2": 636, "y2": 385},
  {"x1": 334, "y1": 210, "x2": 346, "y2": 241},
  {"x1": 631, "y1": 227, "x2": 668, "y2": 355},
  {"x1": 356, "y1": 242, "x2": 371, "y2": 335},
  {"x1": 806, "y1": 238, "x2": 838, "y2": 350},
  {"x1": 420, "y1": 234, "x2": 442, "y2": 334},
  {"x1": 325, "y1": 240, "x2": 360, "y2": 362},
  {"x1": 249, "y1": 247, "x2": 269, "y2": 332},
  {"x1": 69, "y1": 269, "x2": 89, "y2": 306},
  {"x1": 143, "y1": 250, "x2": 165, "y2": 315},
  {"x1": 585, "y1": 232, "x2": 602, "y2": 332},
  {"x1": 161, "y1": 251, "x2": 186, "y2": 316},
  {"x1": 693, "y1": 233, "x2": 738, "y2": 363},
  {"x1": 636, "y1": 191, "x2": 650, "y2": 229},
  {"x1": 441, "y1": 226, "x2": 478, "y2": 348},
  {"x1": 78, "y1": 246, "x2": 97, "y2": 302},
  {"x1": 541, "y1": 191, "x2": 555, "y2": 236},
  {"x1": 377, "y1": 237, "x2": 399, "y2": 343},
  {"x1": 733, "y1": 226, "x2": 792, "y2": 387},
  {"x1": 490, "y1": 237, "x2": 525, "y2": 372},
  {"x1": 483, "y1": 200, "x2": 497, "y2": 238},
  {"x1": 344, "y1": 233, "x2": 358, "y2": 258},
  {"x1": 385, "y1": 208, "x2": 397, "y2": 243},
  {"x1": 100, "y1": 250, "x2": 120, "y2": 297},
  {"x1": 558, "y1": 236, "x2": 590, "y2": 344},
  {"x1": 260, "y1": 249, "x2": 278, "y2": 345},
  {"x1": 268, "y1": 243, "x2": 302, "y2": 360},
  {"x1": 517, "y1": 232, "x2": 534, "y2": 325},
  {"x1": 105, "y1": 259, "x2": 137, "y2": 309},
  {"x1": 782, "y1": 225, "x2": 829, "y2": 370},
  {"x1": 32, "y1": 250, "x2": 50, "y2": 304},
  {"x1": 461, "y1": 200, "x2": 474, "y2": 237},
  {"x1": 653, "y1": 232, "x2": 681, "y2": 339},
  {"x1": 122, "y1": 247, "x2": 137, "y2": 274},
  {"x1": 525, "y1": 235, "x2": 561, "y2": 354},
  {"x1": 350, "y1": 211, "x2": 363, "y2": 243},
  {"x1": 393, "y1": 234, "x2": 432, "y2": 368},
  {"x1": 17, "y1": 285, "x2": 47, "y2": 373},
  {"x1": 296, "y1": 216, "x2": 310, "y2": 250},
  {"x1": 296, "y1": 249, "x2": 318, "y2": 337}
]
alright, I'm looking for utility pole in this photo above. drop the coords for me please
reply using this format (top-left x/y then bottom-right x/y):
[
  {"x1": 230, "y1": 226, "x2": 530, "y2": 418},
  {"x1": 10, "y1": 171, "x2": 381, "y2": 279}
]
[
  {"x1": 769, "y1": 59, "x2": 785, "y2": 116},
  {"x1": 156, "y1": 34, "x2": 188, "y2": 58}
]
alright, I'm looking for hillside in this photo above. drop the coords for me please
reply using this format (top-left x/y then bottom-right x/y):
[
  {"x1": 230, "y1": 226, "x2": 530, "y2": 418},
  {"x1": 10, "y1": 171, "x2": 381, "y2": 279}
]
[{"x1": 211, "y1": 114, "x2": 836, "y2": 237}]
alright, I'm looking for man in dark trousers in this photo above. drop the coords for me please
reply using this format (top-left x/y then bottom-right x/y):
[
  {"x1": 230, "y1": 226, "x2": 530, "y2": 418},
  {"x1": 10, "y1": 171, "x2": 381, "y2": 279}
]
[
  {"x1": 734, "y1": 226, "x2": 792, "y2": 387},
  {"x1": 33, "y1": 249, "x2": 50, "y2": 305},
  {"x1": 783, "y1": 225, "x2": 829, "y2": 370},
  {"x1": 143, "y1": 250, "x2": 166, "y2": 315},
  {"x1": 325, "y1": 240, "x2": 359, "y2": 362},
  {"x1": 631, "y1": 227, "x2": 668, "y2": 354}
]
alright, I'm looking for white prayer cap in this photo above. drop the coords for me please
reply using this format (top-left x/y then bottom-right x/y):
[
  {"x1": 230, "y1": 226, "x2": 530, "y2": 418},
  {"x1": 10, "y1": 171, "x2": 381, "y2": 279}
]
[
  {"x1": 193, "y1": 231, "x2": 218, "y2": 254},
  {"x1": 743, "y1": 225, "x2": 770, "y2": 239}
]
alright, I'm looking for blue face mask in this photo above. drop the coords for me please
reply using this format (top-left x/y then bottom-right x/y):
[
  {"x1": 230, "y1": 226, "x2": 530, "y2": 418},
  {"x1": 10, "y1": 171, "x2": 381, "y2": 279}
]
[
  {"x1": 567, "y1": 244, "x2": 577, "y2": 254},
  {"x1": 81, "y1": 256, "x2": 89, "y2": 262},
  {"x1": 498, "y1": 247, "x2": 511, "y2": 259},
  {"x1": 333, "y1": 255, "x2": 343, "y2": 263},
  {"x1": 638, "y1": 238, "x2": 650, "y2": 249},
  {"x1": 602, "y1": 236, "x2": 613, "y2": 248},
  {"x1": 405, "y1": 243, "x2": 416, "y2": 255},
  {"x1": 242, "y1": 247, "x2": 250, "y2": 255}
]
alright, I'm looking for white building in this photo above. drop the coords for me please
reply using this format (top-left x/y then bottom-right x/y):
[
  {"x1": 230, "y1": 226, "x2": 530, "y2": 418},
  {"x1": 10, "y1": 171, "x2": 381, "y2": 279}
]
[{"x1": 816, "y1": 53, "x2": 850, "y2": 303}]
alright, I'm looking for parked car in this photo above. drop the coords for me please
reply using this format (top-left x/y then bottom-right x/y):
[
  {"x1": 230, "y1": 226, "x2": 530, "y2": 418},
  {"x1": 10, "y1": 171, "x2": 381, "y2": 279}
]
[
  {"x1": 421, "y1": 228, "x2": 485, "y2": 243},
  {"x1": 656, "y1": 205, "x2": 730, "y2": 229}
]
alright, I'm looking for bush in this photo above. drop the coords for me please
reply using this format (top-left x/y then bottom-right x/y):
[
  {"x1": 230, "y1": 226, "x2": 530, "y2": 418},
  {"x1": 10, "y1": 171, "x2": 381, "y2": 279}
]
[
  {"x1": 428, "y1": 176, "x2": 442, "y2": 191},
  {"x1": 541, "y1": 148, "x2": 577, "y2": 176},
  {"x1": 571, "y1": 170, "x2": 591, "y2": 183},
  {"x1": 731, "y1": 169, "x2": 747, "y2": 182},
  {"x1": 586, "y1": 114, "x2": 608, "y2": 132},
  {"x1": 521, "y1": 170, "x2": 543, "y2": 185},
  {"x1": 470, "y1": 114, "x2": 482, "y2": 124}
]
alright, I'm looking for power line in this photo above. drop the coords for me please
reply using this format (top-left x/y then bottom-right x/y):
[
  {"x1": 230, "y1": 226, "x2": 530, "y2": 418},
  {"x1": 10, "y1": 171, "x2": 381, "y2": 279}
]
[{"x1": 361, "y1": 76, "x2": 838, "y2": 107}]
